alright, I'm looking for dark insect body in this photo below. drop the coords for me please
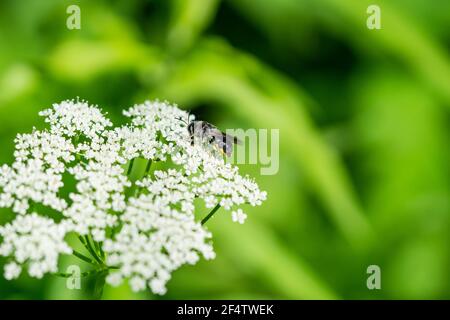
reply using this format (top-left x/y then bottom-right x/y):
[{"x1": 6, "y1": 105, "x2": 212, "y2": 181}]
[{"x1": 179, "y1": 116, "x2": 241, "y2": 156}]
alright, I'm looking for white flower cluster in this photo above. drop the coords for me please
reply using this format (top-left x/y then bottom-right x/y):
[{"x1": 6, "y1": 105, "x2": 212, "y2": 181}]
[
  {"x1": 0, "y1": 213, "x2": 72, "y2": 279},
  {"x1": 0, "y1": 99, "x2": 266, "y2": 294},
  {"x1": 104, "y1": 195, "x2": 215, "y2": 294},
  {"x1": 123, "y1": 101, "x2": 267, "y2": 212}
]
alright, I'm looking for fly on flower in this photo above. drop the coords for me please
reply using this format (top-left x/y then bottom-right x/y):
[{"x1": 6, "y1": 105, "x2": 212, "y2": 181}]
[{"x1": 178, "y1": 114, "x2": 242, "y2": 157}]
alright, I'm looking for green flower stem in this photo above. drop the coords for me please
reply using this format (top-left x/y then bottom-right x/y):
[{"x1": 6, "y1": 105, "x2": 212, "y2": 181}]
[
  {"x1": 72, "y1": 249, "x2": 96, "y2": 265},
  {"x1": 54, "y1": 272, "x2": 71, "y2": 278},
  {"x1": 84, "y1": 235, "x2": 104, "y2": 265},
  {"x1": 93, "y1": 270, "x2": 108, "y2": 299},
  {"x1": 98, "y1": 242, "x2": 105, "y2": 260},
  {"x1": 144, "y1": 159, "x2": 153, "y2": 175},
  {"x1": 201, "y1": 204, "x2": 221, "y2": 225},
  {"x1": 93, "y1": 239, "x2": 104, "y2": 259},
  {"x1": 135, "y1": 159, "x2": 154, "y2": 197},
  {"x1": 126, "y1": 158, "x2": 135, "y2": 176},
  {"x1": 78, "y1": 235, "x2": 103, "y2": 265},
  {"x1": 78, "y1": 235, "x2": 87, "y2": 246},
  {"x1": 55, "y1": 269, "x2": 99, "y2": 278},
  {"x1": 74, "y1": 234, "x2": 111, "y2": 299}
]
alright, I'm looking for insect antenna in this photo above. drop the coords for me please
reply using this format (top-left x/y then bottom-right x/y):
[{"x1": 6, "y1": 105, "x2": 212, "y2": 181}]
[{"x1": 175, "y1": 111, "x2": 191, "y2": 126}]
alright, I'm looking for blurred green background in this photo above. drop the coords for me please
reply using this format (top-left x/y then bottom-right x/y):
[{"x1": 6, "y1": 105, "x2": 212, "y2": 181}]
[{"x1": 0, "y1": 0, "x2": 449, "y2": 299}]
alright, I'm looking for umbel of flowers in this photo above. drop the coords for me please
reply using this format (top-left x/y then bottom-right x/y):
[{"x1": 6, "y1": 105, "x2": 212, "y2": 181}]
[{"x1": 0, "y1": 100, "x2": 266, "y2": 295}]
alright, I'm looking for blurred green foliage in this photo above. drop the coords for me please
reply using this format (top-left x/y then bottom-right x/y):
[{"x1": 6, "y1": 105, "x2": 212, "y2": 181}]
[{"x1": 0, "y1": 0, "x2": 448, "y2": 299}]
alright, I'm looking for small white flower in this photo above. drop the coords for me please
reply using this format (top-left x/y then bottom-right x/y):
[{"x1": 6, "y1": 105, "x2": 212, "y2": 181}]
[
  {"x1": 231, "y1": 209, "x2": 247, "y2": 224},
  {"x1": 150, "y1": 278, "x2": 167, "y2": 295},
  {"x1": 129, "y1": 276, "x2": 147, "y2": 292},
  {"x1": 4, "y1": 262, "x2": 21, "y2": 280}
]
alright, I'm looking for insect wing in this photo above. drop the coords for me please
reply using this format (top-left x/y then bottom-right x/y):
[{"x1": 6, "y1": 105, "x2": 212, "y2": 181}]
[{"x1": 208, "y1": 129, "x2": 238, "y2": 156}]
